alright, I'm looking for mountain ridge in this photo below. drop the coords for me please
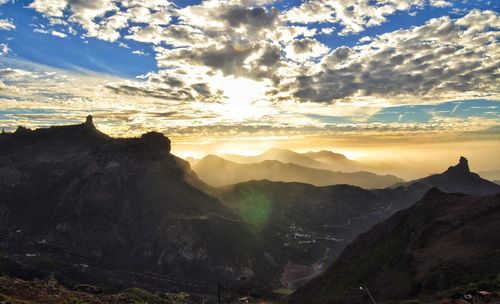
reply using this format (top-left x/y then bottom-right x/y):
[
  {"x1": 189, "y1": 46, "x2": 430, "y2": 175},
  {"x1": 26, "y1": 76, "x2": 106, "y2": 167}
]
[{"x1": 193, "y1": 154, "x2": 404, "y2": 189}]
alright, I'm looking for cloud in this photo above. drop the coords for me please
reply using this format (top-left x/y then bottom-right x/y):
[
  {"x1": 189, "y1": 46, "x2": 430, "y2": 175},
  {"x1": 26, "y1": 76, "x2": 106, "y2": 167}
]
[
  {"x1": 0, "y1": 44, "x2": 9, "y2": 56},
  {"x1": 429, "y1": 0, "x2": 452, "y2": 8},
  {"x1": 284, "y1": 0, "x2": 426, "y2": 34},
  {"x1": 276, "y1": 10, "x2": 500, "y2": 103},
  {"x1": 28, "y1": 0, "x2": 175, "y2": 42},
  {"x1": 0, "y1": 19, "x2": 15, "y2": 31},
  {"x1": 50, "y1": 30, "x2": 67, "y2": 38},
  {"x1": 132, "y1": 50, "x2": 148, "y2": 56},
  {"x1": 284, "y1": 38, "x2": 330, "y2": 63},
  {"x1": 105, "y1": 70, "x2": 224, "y2": 103}
]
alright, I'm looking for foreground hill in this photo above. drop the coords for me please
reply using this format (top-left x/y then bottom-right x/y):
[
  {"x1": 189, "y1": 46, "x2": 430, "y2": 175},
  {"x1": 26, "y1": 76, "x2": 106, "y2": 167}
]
[
  {"x1": 193, "y1": 154, "x2": 403, "y2": 188},
  {"x1": 288, "y1": 189, "x2": 500, "y2": 304},
  {"x1": 216, "y1": 158, "x2": 500, "y2": 289},
  {"x1": 0, "y1": 116, "x2": 282, "y2": 291},
  {"x1": 0, "y1": 275, "x2": 194, "y2": 304}
]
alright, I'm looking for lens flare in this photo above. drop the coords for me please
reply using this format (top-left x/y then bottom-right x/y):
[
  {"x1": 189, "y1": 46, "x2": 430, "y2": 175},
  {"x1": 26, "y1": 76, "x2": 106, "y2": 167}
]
[
  {"x1": 238, "y1": 188, "x2": 272, "y2": 233},
  {"x1": 232, "y1": 37, "x2": 251, "y2": 52}
]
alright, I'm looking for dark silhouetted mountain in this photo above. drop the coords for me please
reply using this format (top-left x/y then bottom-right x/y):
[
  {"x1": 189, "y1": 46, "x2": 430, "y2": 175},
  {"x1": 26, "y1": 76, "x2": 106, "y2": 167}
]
[
  {"x1": 193, "y1": 154, "x2": 404, "y2": 189},
  {"x1": 393, "y1": 156, "x2": 500, "y2": 195},
  {"x1": 0, "y1": 117, "x2": 284, "y2": 290},
  {"x1": 288, "y1": 189, "x2": 500, "y2": 304}
]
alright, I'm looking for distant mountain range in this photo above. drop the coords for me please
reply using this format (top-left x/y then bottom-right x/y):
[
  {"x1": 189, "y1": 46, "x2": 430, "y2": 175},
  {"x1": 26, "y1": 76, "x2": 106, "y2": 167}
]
[
  {"x1": 192, "y1": 154, "x2": 404, "y2": 188},
  {"x1": 221, "y1": 148, "x2": 363, "y2": 172},
  {"x1": 288, "y1": 189, "x2": 500, "y2": 304}
]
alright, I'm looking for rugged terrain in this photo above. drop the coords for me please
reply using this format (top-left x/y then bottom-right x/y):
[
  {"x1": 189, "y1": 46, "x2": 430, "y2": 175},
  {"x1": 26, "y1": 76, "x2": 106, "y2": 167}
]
[
  {"x1": 288, "y1": 189, "x2": 500, "y2": 304},
  {"x1": 1, "y1": 118, "x2": 498, "y2": 297},
  {"x1": 215, "y1": 158, "x2": 500, "y2": 288},
  {"x1": 0, "y1": 117, "x2": 284, "y2": 292}
]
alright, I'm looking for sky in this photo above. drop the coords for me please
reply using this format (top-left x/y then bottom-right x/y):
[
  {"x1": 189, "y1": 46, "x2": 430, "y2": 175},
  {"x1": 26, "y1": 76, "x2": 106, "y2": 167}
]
[{"x1": 0, "y1": 0, "x2": 499, "y2": 176}]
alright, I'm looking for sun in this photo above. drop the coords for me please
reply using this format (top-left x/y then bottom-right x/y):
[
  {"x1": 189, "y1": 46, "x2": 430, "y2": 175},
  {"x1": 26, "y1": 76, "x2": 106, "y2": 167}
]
[{"x1": 210, "y1": 75, "x2": 274, "y2": 120}]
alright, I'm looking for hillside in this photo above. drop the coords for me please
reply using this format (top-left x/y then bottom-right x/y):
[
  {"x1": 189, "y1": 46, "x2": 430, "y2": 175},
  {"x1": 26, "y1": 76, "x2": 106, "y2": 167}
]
[
  {"x1": 0, "y1": 116, "x2": 283, "y2": 291},
  {"x1": 193, "y1": 155, "x2": 404, "y2": 189},
  {"x1": 288, "y1": 189, "x2": 500, "y2": 303}
]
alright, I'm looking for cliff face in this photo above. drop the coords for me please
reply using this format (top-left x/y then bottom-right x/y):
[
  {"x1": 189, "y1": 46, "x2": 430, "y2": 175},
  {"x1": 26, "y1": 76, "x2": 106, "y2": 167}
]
[{"x1": 0, "y1": 117, "x2": 282, "y2": 290}]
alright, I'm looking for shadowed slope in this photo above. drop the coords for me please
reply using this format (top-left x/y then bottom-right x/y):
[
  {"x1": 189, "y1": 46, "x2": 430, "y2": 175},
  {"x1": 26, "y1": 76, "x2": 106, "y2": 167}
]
[{"x1": 288, "y1": 189, "x2": 500, "y2": 303}]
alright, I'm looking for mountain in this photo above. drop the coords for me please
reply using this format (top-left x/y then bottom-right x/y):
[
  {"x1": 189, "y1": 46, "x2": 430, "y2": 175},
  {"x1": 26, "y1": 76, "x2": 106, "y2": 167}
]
[
  {"x1": 0, "y1": 116, "x2": 283, "y2": 291},
  {"x1": 288, "y1": 189, "x2": 500, "y2": 304},
  {"x1": 303, "y1": 150, "x2": 361, "y2": 172},
  {"x1": 215, "y1": 157, "x2": 500, "y2": 289},
  {"x1": 221, "y1": 148, "x2": 365, "y2": 173},
  {"x1": 393, "y1": 156, "x2": 500, "y2": 195},
  {"x1": 222, "y1": 148, "x2": 327, "y2": 169},
  {"x1": 193, "y1": 155, "x2": 404, "y2": 189}
]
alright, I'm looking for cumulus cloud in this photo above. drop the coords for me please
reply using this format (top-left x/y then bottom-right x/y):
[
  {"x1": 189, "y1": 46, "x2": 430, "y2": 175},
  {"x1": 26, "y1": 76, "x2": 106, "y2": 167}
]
[
  {"x1": 277, "y1": 10, "x2": 500, "y2": 103},
  {"x1": 285, "y1": 0, "x2": 425, "y2": 34},
  {"x1": 284, "y1": 38, "x2": 330, "y2": 63},
  {"x1": 28, "y1": 0, "x2": 175, "y2": 42},
  {"x1": 0, "y1": 19, "x2": 15, "y2": 31}
]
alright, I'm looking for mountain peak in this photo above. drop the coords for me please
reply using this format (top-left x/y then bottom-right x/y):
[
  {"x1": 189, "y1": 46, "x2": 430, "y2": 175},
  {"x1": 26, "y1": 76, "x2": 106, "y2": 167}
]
[
  {"x1": 140, "y1": 131, "x2": 171, "y2": 156},
  {"x1": 458, "y1": 156, "x2": 469, "y2": 169},
  {"x1": 445, "y1": 156, "x2": 470, "y2": 175},
  {"x1": 84, "y1": 114, "x2": 94, "y2": 126}
]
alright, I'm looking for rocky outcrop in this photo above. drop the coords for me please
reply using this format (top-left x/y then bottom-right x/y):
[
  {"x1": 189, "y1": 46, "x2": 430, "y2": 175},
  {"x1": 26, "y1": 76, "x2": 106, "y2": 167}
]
[{"x1": 141, "y1": 131, "x2": 171, "y2": 158}]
